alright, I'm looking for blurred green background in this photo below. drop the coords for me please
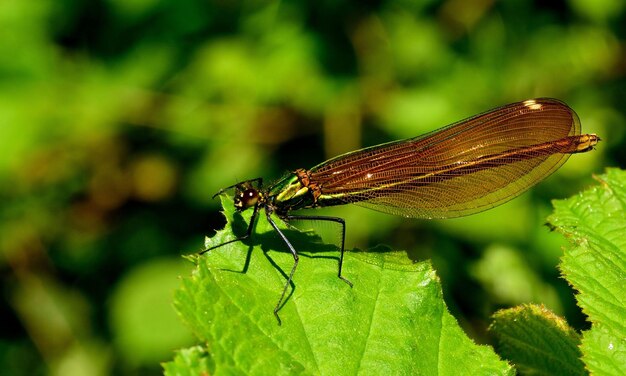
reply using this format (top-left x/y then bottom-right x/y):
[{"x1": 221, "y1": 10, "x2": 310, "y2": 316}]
[{"x1": 1, "y1": 0, "x2": 624, "y2": 374}]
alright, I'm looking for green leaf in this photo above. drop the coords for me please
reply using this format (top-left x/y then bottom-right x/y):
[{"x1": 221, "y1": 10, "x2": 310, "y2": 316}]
[
  {"x1": 489, "y1": 304, "x2": 585, "y2": 375},
  {"x1": 162, "y1": 346, "x2": 213, "y2": 376},
  {"x1": 547, "y1": 168, "x2": 626, "y2": 375},
  {"x1": 171, "y1": 196, "x2": 512, "y2": 375}
]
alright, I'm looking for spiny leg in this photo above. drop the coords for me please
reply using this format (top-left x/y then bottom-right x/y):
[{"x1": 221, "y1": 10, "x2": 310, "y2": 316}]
[
  {"x1": 286, "y1": 215, "x2": 353, "y2": 287},
  {"x1": 266, "y1": 210, "x2": 299, "y2": 326},
  {"x1": 199, "y1": 204, "x2": 261, "y2": 255}
]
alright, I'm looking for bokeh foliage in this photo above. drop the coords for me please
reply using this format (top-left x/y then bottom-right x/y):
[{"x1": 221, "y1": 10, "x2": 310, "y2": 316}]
[{"x1": 0, "y1": 0, "x2": 623, "y2": 374}]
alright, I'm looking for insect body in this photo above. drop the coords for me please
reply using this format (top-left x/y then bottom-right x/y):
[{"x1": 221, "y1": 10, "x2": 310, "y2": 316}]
[{"x1": 203, "y1": 98, "x2": 599, "y2": 324}]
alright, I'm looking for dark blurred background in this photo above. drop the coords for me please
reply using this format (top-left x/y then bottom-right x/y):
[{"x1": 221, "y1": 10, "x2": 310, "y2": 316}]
[{"x1": 0, "y1": 0, "x2": 624, "y2": 374}]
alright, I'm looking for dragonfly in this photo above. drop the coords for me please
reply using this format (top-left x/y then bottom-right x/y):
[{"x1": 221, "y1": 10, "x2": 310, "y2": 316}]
[{"x1": 203, "y1": 98, "x2": 599, "y2": 324}]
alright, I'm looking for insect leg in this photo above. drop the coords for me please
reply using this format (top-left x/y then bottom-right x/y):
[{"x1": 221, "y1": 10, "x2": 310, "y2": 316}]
[
  {"x1": 285, "y1": 215, "x2": 353, "y2": 288},
  {"x1": 266, "y1": 210, "x2": 299, "y2": 326},
  {"x1": 199, "y1": 204, "x2": 261, "y2": 255}
]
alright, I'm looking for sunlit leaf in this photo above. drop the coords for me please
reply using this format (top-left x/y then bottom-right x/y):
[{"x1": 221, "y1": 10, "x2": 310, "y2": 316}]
[
  {"x1": 548, "y1": 168, "x2": 626, "y2": 375},
  {"x1": 171, "y1": 196, "x2": 512, "y2": 375}
]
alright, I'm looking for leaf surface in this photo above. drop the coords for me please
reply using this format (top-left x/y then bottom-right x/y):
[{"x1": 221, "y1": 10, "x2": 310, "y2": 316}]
[
  {"x1": 548, "y1": 168, "x2": 626, "y2": 375},
  {"x1": 489, "y1": 304, "x2": 585, "y2": 375},
  {"x1": 170, "y1": 196, "x2": 512, "y2": 375}
]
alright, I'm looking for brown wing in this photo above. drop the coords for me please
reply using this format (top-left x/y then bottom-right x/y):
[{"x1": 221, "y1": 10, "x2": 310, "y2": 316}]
[{"x1": 309, "y1": 98, "x2": 597, "y2": 218}]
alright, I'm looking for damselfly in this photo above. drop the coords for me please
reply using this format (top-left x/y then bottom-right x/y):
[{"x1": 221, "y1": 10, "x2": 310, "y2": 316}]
[{"x1": 203, "y1": 98, "x2": 599, "y2": 324}]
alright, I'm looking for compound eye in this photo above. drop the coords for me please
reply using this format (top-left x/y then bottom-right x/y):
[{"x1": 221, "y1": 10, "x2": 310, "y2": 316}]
[{"x1": 237, "y1": 188, "x2": 259, "y2": 209}]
